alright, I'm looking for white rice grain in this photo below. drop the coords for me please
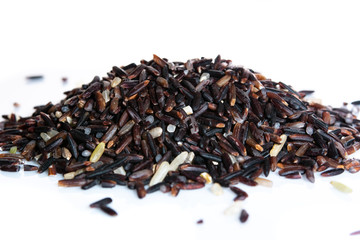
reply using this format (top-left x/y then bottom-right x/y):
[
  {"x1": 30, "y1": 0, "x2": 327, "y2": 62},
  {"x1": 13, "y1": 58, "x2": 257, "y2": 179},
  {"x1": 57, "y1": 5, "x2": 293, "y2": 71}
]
[
  {"x1": 149, "y1": 161, "x2": 170, "y2": 186},
  {"x1": 169, "y1": 151, "x2": 189, "y2": 171},
  {"x1": 149, "y1": 127, "x2": 163, "y2": 138}
]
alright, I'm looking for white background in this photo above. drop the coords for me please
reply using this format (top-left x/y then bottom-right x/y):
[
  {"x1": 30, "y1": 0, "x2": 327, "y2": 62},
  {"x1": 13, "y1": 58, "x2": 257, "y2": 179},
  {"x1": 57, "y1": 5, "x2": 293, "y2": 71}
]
[{"x1": 0, "y1": 1, "x2": 360, "y2": 240}]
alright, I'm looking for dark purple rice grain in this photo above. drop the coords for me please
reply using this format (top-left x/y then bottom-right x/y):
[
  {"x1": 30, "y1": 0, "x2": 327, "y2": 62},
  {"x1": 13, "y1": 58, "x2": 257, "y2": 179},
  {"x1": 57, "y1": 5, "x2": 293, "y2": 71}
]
[
  {"x1": 126, "y1": 80, "x2": 150, "y2": 100},
  {"x1": 23, "y1": 164, "x2": 39, "y2": 171},
  {"x1": 305, "y1": 169, "x2": 315, "y2": 183},
  {"x1": 196, "y1": 219, "x2": 204, "y2": 224},
  {"x1": 175, "y1": 182, "x2": 205, "y2": 190},
  {"x1": 135, "y1": 182, "x2": 147, "y2": 199},
  {"x1": 128, "y1": 169, "x2": 153, "y2": 182},
  {"x1": 240, "y1": 209, "x2": 249, "y2": 223},
  {"x1": 320, "y1": 168, "x2": 345, "y2": 177},
  {"x1": 101, "y1": 174, "x2": 126, "y2": 186},
  {"x1": 284, "y1": 172, "x2": 302, "y2": 179},
  {"x1": 81, "y1": 179, "x2": 99, "y2": 190},
  {"x1": 278, "y1": 166, "x2": 307, "y2": 176},
  {"x1": 40, "y1": 112, "x2": 56, "y2": 128},
  {"x1": 58, "y1": 179, "x2": 90, "y2": 187},
  {"x1": 0, "y1": 165, "x2": 21, "y2": 172},
  {"x1": 37, "y1": 157, "x2": 55, "y2": 173},
  {"x1": 178, "y1": 170, "x2": 202, "y2": 182},
  {"x1": 99, "y1": 205, "x2": 118, "y2": 216},
  {"x1": 237, "y1": 176, "x2": 258, "y2": 186},
  {"x1": 90, "y1": 197, "x2": 112, "y2": 208},
  {"x1": 242, "y1": 157, "x2": 265, "y2": 169},
  {"x1": 230, "y1": 186, "x2": 248, "y2": 201},
  {"x1": 112, "y1": 66, "x2": 128, "y2": 78},
  {"x1": 101, "y1": 180, "x2": 117, "y2": 188},
  {"x1": 146, "y1": 182, "x2": 165, "y2": 194},
  {"x1": 199, "y1": 152, "x2": 222, "y2": 162}
]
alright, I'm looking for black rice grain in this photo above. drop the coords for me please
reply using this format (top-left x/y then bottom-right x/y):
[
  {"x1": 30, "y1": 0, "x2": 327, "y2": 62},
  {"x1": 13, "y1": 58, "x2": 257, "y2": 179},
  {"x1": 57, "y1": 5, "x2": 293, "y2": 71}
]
[{"x1": 90, "y1": 197, "x2": 112, "y2": 208}]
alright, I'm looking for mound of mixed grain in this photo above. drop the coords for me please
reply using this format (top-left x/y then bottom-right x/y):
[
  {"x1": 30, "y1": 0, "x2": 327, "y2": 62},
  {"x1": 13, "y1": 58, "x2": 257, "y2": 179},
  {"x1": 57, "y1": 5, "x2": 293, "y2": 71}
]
[{"x1": 1, "y1": 55, "x2": 360, "y2": 217}]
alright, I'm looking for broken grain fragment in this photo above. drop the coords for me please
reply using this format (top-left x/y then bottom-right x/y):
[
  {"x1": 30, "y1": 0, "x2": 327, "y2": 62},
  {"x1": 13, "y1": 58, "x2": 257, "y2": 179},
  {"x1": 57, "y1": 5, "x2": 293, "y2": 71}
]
[
  {"x1": 269, "y1": 134, "x2": 287, "y2": 157},
  {"x1": 239, "y1": 209, "x2": 249, "y2": 223},
  {"x1": 200, "y1": 172, "x2": 212, "y2": 184},
  {"x1": 9, "y1": 146, "x2": 17, "y2": 154},
  {"x1": 254, "y1": 177, "x2": 273, "y2": 187},
  {"x1": 224, "y1": 201, "x2": 242, "y2": 216},
  {"x1": 211, "y1": 182, "x2": 223, "y2": 196},
  {"x1": 148, "y1": 127, "x2": 163, "y2": 138}
]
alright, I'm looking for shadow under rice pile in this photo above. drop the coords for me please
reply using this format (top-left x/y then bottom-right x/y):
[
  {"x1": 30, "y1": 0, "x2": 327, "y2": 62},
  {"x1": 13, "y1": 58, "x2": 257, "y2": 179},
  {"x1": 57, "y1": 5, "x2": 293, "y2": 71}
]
[{"x1": 1, "y1": 55, "x2": 360, "y2": 219}]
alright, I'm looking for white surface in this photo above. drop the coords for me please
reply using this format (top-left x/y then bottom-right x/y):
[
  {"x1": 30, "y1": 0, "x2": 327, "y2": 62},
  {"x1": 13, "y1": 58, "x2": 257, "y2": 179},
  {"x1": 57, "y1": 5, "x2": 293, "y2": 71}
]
[{"x1": 1, "y1": 1, "x2": 360, "y2": 240}]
